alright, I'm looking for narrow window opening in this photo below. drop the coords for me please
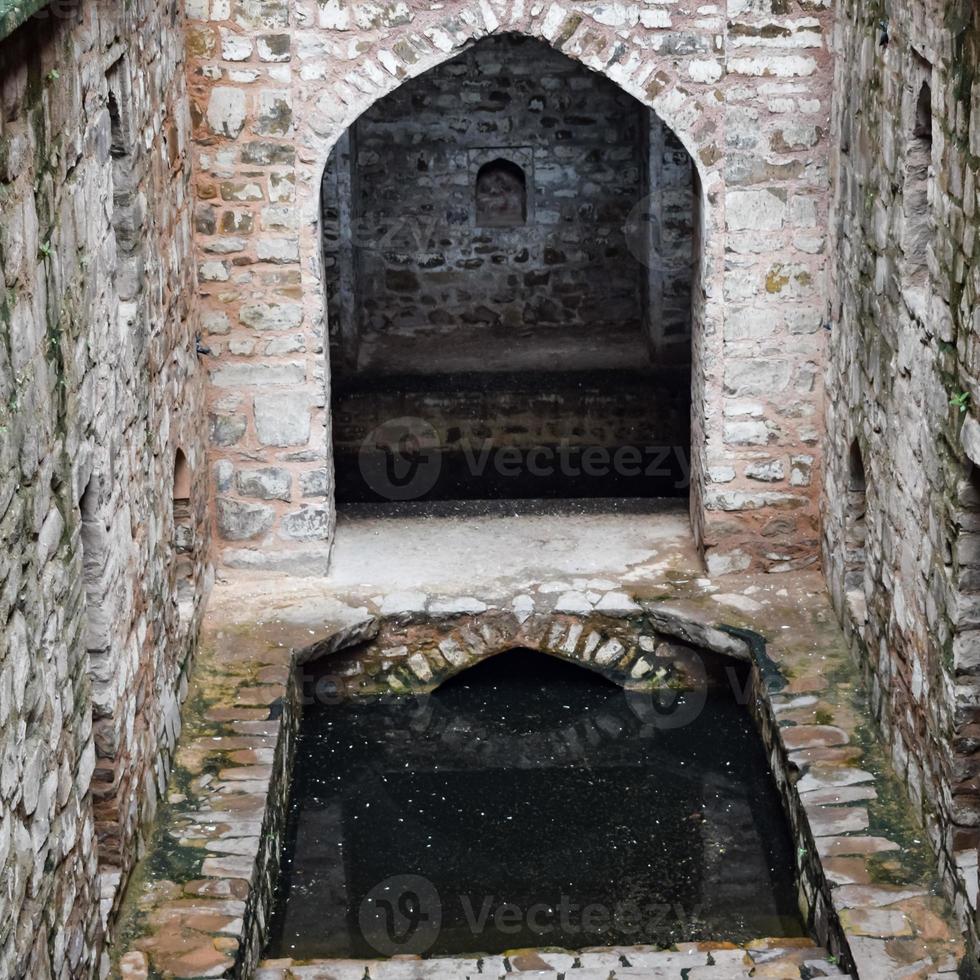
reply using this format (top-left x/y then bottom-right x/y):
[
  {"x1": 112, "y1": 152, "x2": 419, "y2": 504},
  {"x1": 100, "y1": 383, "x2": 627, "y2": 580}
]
[
  {"x1": 106, "y1": 57, "x2": 133, "y2": 158},
  {"x1": 172, "y1": 449, "x2": 194, "y2": 614},
  {"x1": 848, "y1": 439, "x2": 866, "y2": 493},
  {"x1": 107, "y1": 89, "x2": 125, "y2": 158},
  {"x1": 900, "y1": 59, "x2": 934, "y2": 294},
  {"x1": 914, "y1": 80, "x2": 933, "y2": 143},
  {"x1": 475, "y1": 158, "x2": 527, "y2": 228},
  {"x1": 844, "y1": 440, "x2": 868, "y2": 601}
]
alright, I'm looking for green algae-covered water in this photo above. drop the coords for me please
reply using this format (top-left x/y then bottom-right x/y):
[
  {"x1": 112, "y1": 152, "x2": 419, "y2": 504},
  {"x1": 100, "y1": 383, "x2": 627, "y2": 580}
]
[{"x1": 266, "y1": 649, "x2": 804, "y2": 959}]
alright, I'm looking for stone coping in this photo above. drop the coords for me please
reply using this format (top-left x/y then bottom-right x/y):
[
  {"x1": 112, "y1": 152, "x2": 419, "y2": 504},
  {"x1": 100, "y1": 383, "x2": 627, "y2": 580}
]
[
  {"x1": 113, "y1": 574, "x2": 965, "y2": 979},
  {"x1": 256, "y1": 942, "x2": 846, "y2": 978}
]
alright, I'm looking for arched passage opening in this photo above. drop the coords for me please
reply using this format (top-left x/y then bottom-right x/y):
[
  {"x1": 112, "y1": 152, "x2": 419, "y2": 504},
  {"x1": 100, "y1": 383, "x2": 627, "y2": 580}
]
[{"x1": 322, "y1": 33, "x2": 697, "y2": 508}]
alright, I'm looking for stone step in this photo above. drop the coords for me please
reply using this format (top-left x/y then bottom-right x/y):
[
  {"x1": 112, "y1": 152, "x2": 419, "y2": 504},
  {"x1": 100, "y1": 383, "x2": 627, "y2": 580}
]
[{"x1": 256, "y1": 944, "x2": 845, "y2": 979}]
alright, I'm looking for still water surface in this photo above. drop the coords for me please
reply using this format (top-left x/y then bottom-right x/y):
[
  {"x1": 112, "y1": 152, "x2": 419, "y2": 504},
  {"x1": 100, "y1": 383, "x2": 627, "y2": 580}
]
[{"x1": 266, "y1": 649, "x2": 804, "y2": 959}]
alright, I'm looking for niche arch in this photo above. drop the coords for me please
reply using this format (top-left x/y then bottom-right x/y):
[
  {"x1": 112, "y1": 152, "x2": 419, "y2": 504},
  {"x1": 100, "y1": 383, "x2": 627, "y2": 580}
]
[
  {"x1": 172, "y1": 448, "x2": 196, "y2": 621},
  {"x1": 844, "y1": 438, "x2": 868, "y2": 601},
  {"x1": 475, "y1": 158, "x2": 528, "y2": 227},
  {"x1": 900, "y1": 55, "x2": 935, "y2": 292}
]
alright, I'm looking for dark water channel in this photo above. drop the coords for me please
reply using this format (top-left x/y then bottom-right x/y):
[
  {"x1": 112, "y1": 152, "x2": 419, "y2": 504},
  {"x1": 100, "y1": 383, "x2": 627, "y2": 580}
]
[{"x1": 266, "y1": 649, "x2": 805, "y2": 959}]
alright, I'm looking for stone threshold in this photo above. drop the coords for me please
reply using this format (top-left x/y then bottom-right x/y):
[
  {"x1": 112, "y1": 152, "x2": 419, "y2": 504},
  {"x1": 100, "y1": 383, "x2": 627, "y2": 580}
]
[
  {"x1": 256, "y1": 941, "x2": 846, "y2": 979},
  {"x1": 112, "y1": 574, "x2": 965, "y2": 979}
]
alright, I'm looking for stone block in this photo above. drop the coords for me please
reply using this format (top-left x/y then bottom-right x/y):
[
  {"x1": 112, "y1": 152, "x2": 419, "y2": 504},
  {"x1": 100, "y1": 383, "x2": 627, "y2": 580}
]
[
  {"x1": 254, "y1": 390, "x2": 314, "y2": 446},
  {"x1": 206, "y1": 87, "x2": 247, "y2": 138},
  {"x1": 210, "y1": 362, "x2": 306, "y2": 388},
  {"x1": 216, "y1": 497, "x2": 275, "y2": 540},
  {"x1": 235, "y1": 467, "x2": 292, "y2": 501},
  {"x1": 726, "y1": 189, "x2": 787, "y2": 231},
  {"x1": 280, "y1": 505, "x2": 330, "y2": 540},
  {"x1": 239, "y1": 302, "x2": 303, "y2": 331},
  {"x1": 210, "y1": 413, "x2": 247, "y2": 447}
]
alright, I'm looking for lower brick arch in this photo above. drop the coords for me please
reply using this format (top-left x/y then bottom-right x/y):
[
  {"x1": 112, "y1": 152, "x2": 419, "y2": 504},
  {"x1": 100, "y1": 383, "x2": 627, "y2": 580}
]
[{"x1": 295, "y1": 605, "x2": 753, "y2": 700}]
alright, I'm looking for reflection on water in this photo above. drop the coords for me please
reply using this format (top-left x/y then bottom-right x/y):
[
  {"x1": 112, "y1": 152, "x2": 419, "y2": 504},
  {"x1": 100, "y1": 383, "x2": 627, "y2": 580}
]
[{"x1": 266, "y1": 649, "x2": 804, "y2": 959}]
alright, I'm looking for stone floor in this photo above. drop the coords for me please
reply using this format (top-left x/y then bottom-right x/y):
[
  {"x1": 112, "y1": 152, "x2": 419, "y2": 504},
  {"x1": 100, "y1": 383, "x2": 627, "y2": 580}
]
[
  {"x1": 228, "y1": 499, "x2": 702, "y2": 606},
  {"x1": 113, "y1": 503, "x2": 968, "y2": 978}
]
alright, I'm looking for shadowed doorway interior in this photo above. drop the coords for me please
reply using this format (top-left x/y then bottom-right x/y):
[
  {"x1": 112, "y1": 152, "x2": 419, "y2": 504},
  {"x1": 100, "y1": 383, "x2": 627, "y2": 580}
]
[{"x1": 322, "y1": 34, "x2": 698, "y2": 507}]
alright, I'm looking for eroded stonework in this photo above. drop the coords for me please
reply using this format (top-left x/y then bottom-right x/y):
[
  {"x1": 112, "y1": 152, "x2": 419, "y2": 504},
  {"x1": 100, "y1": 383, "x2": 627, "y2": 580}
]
[
  {"x1": 0, "y1": 0, "x2": 209, "y2": 975},
  {"x1": 824, "y1": 0, "x2": 980, "y2": 946}
]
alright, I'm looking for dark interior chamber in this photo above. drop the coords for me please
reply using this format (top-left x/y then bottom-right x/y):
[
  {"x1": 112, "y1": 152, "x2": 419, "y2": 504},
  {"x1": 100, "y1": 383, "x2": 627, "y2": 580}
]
[{"x1": 322, "y1": 33, "x2": 697, "y2": 506}]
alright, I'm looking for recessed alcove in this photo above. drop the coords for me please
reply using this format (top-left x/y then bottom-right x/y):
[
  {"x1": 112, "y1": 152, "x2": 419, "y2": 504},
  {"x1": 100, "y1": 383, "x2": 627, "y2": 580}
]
[
  {"x1": 475, "y1": 158, "x2": 527, "y2": 227},
  {"x1": 321, "y1": 33, "x2": 696, "y2": 505},
  {"x1": 900, "y1": 56, "x2": 934, "y2": 294},
  {"x1": 844, "y1": 438, "x2": 868, "y2": 602}
]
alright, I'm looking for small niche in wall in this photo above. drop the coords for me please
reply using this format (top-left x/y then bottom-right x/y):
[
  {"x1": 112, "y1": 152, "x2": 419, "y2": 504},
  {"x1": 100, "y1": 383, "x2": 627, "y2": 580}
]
[
  {"x1": 172, "y1": 449, "x2": 194, "y2": 616},
  {"x1": 951, "y1": 462, "x2": 980, "y2": 693},
  {"x1": 914, "y1": 79, "x2": 933, "y2": 143},
  {"x1": 106, "y1": 55, "x2": 145, "y2": 314},
  {"x1": 475, "y1": 159, "x2": 527, "y2": 228},
  {"x1": 900, "y1": 56, "x2": 934, "y2": 293},
  {"x1": 78, "y1": 475, "x2": 111, "y2": 869},
  {"x1": 955, "y1": 464, "x2": 980, "y2": 590},
  {"x1": 79, "y1": 477, "x2": 110, "y2": 664},
  {"x1": 106, "y1": 56, "x2": 133, "y2": 158},
  {"x1": 844, "y1": 439, "x2": 868, "y2": 604}
]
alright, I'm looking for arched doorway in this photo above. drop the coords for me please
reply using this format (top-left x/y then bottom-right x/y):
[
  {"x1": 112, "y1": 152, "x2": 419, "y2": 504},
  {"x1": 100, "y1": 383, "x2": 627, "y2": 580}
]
[{"x1": 321, "y1": 33, "x2": 698, "y2": 507}]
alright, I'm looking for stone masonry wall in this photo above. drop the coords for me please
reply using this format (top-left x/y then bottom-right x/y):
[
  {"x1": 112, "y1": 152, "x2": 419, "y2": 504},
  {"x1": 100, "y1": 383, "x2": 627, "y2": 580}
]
[
  {"x1": 0, "y1": 0, "x2": 208, "y2": 974},
  {"x1": 190, "y1": 0, "x2": 835, "y2": 575},
  {"x1": 824, "y1": 0, "x2": 980, "y2": 942},
  {"x1": 320, "y1": 33, "x2": 654, "y2": 371}
]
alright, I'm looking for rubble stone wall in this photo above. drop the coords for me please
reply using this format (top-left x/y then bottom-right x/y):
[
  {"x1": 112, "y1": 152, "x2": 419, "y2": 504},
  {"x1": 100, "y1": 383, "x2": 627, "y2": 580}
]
[
  {"x1": 0, "y1": 0, "x2": 209, "y2": 974},
  {"x1": 318, "y1": 33, "x2": 678, "y2": 368},
  {"x1": 824, "y1": 0, "x2": 980, "y2": 939},
  {"x1": 190, "y1": 0, "x2": 835, "y2": 575}
]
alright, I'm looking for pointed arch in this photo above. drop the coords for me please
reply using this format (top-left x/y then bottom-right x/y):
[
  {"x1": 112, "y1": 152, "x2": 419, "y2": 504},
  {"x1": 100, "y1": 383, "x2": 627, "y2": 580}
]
[{"x1": 293, "y1": 16, "x2": 722, "y2": 552}]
